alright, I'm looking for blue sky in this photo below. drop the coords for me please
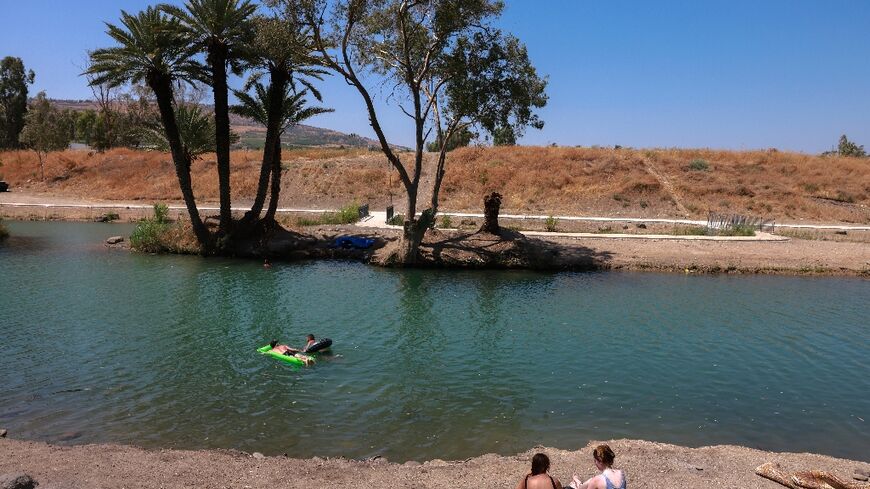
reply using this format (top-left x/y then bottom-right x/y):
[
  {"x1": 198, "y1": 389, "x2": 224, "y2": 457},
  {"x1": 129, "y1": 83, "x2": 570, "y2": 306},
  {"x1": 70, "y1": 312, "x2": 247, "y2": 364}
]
[{"x1": 2, "y1": 0, "x2": 869, "y2": 152}]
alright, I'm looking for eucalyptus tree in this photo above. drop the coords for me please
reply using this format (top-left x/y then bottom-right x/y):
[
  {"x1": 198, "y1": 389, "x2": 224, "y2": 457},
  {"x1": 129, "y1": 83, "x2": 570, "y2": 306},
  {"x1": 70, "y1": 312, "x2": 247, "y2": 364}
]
[
  {"x1": 0, "y1": 56, "x2": 35, "y2": 149},
  {"x1": 232, "y1": 82, "x2": 332, "y2": 222},
  {"x1": 237, "y1": 14, "x2": 327, "y2": 226},
  {"x1": 283, "y1": 0, "x2": 547, "y2": 264},
  {"x1": 161, "y1": 0, "x2": 257, "y2": 234},
  {"x1": 19, "y1": 92, "x2": 71, "y2": 181},
  {"x1": 85, "y1": 7, "x2": 213, "y2": 249}
]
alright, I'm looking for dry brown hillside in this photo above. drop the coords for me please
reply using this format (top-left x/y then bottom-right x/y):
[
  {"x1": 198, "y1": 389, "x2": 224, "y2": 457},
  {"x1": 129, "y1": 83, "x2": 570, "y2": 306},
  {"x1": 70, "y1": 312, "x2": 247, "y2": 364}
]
[{"x1": 1, "y1": 146, "x2": 868, "y2": 224}]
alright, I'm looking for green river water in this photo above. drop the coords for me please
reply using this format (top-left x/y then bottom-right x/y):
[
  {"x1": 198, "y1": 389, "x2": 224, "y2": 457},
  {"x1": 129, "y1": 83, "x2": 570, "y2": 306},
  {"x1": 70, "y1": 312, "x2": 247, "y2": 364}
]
[{"x1": 0, "y1": 221, "x2": 868, "y2": 462}]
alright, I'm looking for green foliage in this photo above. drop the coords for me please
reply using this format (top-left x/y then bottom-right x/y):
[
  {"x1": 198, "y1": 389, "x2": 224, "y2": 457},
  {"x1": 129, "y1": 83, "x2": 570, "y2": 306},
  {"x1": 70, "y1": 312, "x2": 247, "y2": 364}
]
[
  {"x1": 153, "y1": 202, "x2": 169, "y2": 223},
  {"x1": 19, "y1": 92, "x2": 72, "y2": 180},
  {"x1": 101, "y1": 212, "x2": 121, "y2": 222},
  {"x1": 85, "y1": 7, "x2": 206, "y2": 90},
  {"x1": 545, "y1": 215, "x2": 558, "y2": 232},
  {"x1": 297, "y1": 203, "x2": 361, "y2": 226},
  {"x1": 76, "y1": 96, "x2": 160, "y2": 150},
  {"x1": 688, "y1": 159, "x2": 710, "y2": 171},
  {"x1": 427, "y1": 127, "x2": 475, "y2": 152},
  {"x1": 130, "y1": 204, "x2": 172, "y2": 252},
  {"x1": 672, "y1": 225, "x2": 708, "y2": 236},
  {"x1": 142, "y1": 104, "x2": 234, "y2": 159},
  {"x1": 232, "y1": 84, "x2": 332, "y2": 136},
  {"x1": 446, "y1": 28, "x2": 548, "y2": 145},
  {"x1": 439, "y1": 214, "x2": 453, "y2": 228},
  {"x1": 837, "y1": 134, "x2": 866, "y2": 158},
  {"x1": 387, "y1": 213, "x2": 405, "y2": 226},
  {"x1": 718, "y1": 224, "x2": 756, "y2": 237},
  {"x1": 0, "y1": 56, "x2": 35, "y2": 149}
]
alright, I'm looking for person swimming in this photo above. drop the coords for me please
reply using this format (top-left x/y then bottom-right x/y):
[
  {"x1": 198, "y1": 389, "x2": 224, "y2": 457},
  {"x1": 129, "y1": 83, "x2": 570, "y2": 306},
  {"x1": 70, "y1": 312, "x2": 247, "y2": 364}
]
[{"x1": 268, "y1": 339, "x2": 313, "y2": 366}]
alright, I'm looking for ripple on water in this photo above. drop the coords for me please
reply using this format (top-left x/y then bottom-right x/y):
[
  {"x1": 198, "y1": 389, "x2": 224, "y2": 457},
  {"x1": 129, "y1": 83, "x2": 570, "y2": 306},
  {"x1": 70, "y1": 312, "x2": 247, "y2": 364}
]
[{"x1": 0, "y1": 221, "x2": 868, "y2": 461}]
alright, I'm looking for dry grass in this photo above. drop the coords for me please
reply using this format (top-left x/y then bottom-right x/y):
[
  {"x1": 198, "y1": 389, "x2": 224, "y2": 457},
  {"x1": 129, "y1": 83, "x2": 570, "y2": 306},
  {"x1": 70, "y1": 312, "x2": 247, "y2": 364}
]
[{"x1": 1, "y1": 146, "x2": 868, "y2": 224}]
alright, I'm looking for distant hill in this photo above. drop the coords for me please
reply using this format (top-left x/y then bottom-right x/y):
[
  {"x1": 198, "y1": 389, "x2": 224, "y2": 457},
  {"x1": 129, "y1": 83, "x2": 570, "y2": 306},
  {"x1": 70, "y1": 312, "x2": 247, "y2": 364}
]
[{"x1": 50, "y1": 99, "x2": 397, "y2": 150}]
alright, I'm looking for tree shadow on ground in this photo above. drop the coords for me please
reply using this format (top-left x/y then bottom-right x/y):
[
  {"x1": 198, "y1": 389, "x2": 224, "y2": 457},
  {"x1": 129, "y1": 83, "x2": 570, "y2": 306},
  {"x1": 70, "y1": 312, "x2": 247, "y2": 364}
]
[
  {"x1": 258, "y1": 225, "x2": 392, "y2": 261},
  {"x1": 420, "y1": 228, "x2": 614, "y2": 271}
]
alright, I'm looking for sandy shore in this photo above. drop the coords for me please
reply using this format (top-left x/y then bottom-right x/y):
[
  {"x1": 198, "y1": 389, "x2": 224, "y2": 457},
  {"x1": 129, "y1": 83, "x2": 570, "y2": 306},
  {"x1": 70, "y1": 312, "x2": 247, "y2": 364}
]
[{"x1": 2, "y1": 438, "x2": 868, "y2": 489}]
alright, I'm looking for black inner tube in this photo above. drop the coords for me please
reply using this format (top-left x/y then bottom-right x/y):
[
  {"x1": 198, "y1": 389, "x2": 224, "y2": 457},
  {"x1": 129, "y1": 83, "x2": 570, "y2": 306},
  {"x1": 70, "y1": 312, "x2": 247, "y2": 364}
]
[{"x1": 304, "y1": 338, "x2": 332, "y2": 353}]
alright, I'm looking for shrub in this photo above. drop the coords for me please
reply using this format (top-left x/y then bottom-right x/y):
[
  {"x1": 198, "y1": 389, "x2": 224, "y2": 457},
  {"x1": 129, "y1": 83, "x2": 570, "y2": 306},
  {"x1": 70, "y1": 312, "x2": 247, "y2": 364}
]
[
  {"x1": 153, "y1": 203, "x2": 169, "y2": 223},
  {"x1": 296, "y1": 203, "x2": 361, "y2": 226},
  {"x1": 545, "y1": 215, "x2": 557, "y2": 232},
  {"x1": 0, "y1": 220, "x2": 9, "y2": 241},
  {"x1": 672, "y1": 225, "x2": 708, "y2": 236},
  {"x1": 439, "y1": 214, "x2": 453, "y2": 228},
  {"x1": 718, "y1": 224, "x2": 756, "y2": 237},
  {"x1": 130, "y1": 219, "x2": 169, "y2": 252},
  {"x1": 688, "y1": 159, "x2": 710, "y2": 171},
  {"x1": 130, "y1": 203, "x2": 171, "y2": 252},
  {"x1": 387, "y1": 213, "x2": 405, "y2": 226},
  {"x1": 99, "y1": 212, "x2": 121, "y2": 222}
]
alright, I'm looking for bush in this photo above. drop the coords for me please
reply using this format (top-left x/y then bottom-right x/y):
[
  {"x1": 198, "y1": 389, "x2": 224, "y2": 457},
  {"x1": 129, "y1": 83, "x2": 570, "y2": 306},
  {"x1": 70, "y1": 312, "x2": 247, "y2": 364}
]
[
  {"x1": 688, "y1": 159, "x2": 710, "y2": 171},
  {"x1": 718, "y1": 224, "x2": 756, "y2": 237},
  {"x1": 387, "y1": 213, "x2": 405, "y2": 226},
  {"x1": 545, "y1": 215, "x2": 558, "y2": 232},
  {"x1": 672, "y1": 225, "x2": 708, "y2": 236},
  {"x1": 296, "y1": 203, "x2": 361, "y2": 226},
  {"x1": 129, "y1": 203, "x2": 171, "y2": 252},
  {"x1": 0, "y1": 220, "x2": 9, "y2": 241},
  {"x1": 439, "y1": 214, "x2": 453, "y2": 228},
  {"x1": 153, "y1": 203, "x2": 169, "y2": 223}
]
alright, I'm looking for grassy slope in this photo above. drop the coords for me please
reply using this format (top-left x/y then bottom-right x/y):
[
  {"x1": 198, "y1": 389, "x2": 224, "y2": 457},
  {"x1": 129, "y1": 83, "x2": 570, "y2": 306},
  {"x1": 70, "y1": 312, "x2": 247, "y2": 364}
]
[{"x1": 1, "y1": 146, "x2": 868, "y2": 224}]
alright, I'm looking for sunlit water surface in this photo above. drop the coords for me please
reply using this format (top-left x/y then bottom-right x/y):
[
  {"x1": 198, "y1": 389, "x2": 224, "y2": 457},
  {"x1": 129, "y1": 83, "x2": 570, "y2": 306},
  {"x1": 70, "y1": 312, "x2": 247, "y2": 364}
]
[{"x1": 1, "y1": 221, "x2": 868, "y2": 461}]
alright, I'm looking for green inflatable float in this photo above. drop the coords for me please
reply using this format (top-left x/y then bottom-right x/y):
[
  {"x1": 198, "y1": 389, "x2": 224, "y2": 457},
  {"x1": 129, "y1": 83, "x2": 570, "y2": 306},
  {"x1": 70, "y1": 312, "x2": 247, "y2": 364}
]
[{"x1": 257, "y1": 338, "x2": 332, "y2": 366}]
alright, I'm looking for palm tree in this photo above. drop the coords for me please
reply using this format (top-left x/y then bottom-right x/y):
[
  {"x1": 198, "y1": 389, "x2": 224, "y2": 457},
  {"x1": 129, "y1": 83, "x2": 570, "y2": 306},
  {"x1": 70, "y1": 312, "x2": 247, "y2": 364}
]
[
  {"x1": 162, "y1": 0, "x2": 257, "y2": 235},
  {"x1": 240, "y1": 16, "x2": 326, "y2": 226},
  {"x1": 85, "y1": 7, "x2": 212, "y2": 249},
  {"x1": 232, "y1": 83, "x2": 332, "y2": 222}
]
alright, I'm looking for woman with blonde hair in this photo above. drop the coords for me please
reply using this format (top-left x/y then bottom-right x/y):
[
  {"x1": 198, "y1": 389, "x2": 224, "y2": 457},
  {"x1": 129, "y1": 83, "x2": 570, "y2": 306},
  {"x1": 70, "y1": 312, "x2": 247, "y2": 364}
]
[{"x1": 569, "y1": 444, "x2": 625, "y2": 489}]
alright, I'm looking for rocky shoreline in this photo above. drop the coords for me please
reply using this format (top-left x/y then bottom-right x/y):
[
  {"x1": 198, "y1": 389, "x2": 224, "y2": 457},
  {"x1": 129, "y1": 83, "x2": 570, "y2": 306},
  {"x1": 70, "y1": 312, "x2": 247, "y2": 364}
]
[{"x1": 1, "y1": 438, "x2": 868, "y2": 489}]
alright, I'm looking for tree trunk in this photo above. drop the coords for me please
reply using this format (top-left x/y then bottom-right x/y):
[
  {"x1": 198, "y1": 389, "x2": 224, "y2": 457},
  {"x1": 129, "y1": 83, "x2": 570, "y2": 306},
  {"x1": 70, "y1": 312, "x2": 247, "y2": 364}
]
[
  {"x1": 264, "y1": 138, "x2": 282, "y2": 222},
  {"x1": 244, "y1": 69, "x2": 286, "y2": 225},
  {"x1": 397, "y1": 208, "x2": 434, "y2": 265},
  {"x1": 149, "y1": 73, "x2": 211, "y2": 251},
  {"x1": 209, "y1": 47, "x2": 233, "y2": 234},
  {"x1": 37, "y1": 151, "x2": 45, "y2": 181},
  {"x1": 480, "y1": 192, "x2": 502, "y2": 234}
]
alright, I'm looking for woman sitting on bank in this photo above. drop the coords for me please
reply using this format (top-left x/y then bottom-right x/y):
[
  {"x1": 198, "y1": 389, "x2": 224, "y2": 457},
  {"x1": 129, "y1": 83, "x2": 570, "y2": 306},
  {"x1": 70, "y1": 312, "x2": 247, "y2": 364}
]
[
  {"x1": 569, "y1": 445, "x2": 625, "y2": 489},
  {"x1": 515, "y1": 453, "x2": 563, "y2": 489}
]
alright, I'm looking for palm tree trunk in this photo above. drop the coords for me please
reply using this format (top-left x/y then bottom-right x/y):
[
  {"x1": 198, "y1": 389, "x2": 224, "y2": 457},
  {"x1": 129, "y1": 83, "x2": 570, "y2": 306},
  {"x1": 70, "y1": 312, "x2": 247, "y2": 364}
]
[
  {"x1": 244, "y1": 69, "x2": 286, "y2": 224},
  {"x1": 264, "y1": 137, "x2": 282, "y2": 222},
  {"x1": 149, "y1": 73, "x2": 211, "y2": 250},
  {"x1": 209, "y1": 47, "x2": 233, "y2": 234}
]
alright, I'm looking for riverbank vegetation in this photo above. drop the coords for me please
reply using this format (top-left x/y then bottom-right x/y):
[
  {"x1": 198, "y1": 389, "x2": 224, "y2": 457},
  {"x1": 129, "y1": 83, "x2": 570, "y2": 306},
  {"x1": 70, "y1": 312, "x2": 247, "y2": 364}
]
[
  {"x1": 76, "y1": 0, "x2": 547, "y2": 263},
  {"x1": 0, "y1": 219, "x2": 8, "y2": 240}
]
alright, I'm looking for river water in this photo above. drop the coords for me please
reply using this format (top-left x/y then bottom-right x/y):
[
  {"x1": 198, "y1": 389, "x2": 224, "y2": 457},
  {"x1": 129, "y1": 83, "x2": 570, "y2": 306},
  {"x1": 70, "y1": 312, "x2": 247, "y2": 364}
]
[{"x1": 1, "y1": 221, "x2": 868, "y2": 462}]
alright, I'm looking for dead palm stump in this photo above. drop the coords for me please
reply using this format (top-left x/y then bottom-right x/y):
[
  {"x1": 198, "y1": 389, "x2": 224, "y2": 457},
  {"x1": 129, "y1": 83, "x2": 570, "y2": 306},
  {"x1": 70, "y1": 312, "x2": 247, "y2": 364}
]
[{"x1": 480, "y1": 192, "x2": 503, "y2": 234}]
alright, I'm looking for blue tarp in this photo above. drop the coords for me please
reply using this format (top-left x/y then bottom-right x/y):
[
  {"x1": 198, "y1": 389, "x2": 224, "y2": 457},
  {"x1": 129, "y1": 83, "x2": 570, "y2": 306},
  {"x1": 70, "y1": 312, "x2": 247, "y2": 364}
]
[{"x1": 333, "y1": 236, "x2": 375, "y2": 249}]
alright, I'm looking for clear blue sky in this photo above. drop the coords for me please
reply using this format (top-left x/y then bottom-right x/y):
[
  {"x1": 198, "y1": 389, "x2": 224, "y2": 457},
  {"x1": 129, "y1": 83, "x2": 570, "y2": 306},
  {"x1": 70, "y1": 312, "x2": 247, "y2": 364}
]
[{"x1": 2, "y1": 0, "x2": 869, "y2": 152}]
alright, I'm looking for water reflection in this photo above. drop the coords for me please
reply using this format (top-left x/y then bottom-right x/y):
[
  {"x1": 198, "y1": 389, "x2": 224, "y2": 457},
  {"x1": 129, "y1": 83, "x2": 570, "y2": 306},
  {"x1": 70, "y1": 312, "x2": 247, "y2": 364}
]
[{"x1": 1, "y1": 221, "x2": 868, "y2": 462}]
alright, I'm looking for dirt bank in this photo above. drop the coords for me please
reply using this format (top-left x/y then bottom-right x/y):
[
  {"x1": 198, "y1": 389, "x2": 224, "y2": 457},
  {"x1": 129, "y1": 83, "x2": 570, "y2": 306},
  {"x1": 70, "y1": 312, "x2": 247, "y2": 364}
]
[{"x1": 1, "y1": 438, "x2": 868, "y2": 489}]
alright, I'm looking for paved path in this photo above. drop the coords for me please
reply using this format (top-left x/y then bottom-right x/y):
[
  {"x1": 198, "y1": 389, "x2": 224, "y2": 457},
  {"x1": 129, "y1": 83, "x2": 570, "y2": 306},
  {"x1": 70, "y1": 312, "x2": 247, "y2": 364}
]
[
  {"x1": 359, "y1": 210, "x2": 870, "y2": 232},
  {"x1": 3, "y1": 194, "x2": 869, "y2": 235}
]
